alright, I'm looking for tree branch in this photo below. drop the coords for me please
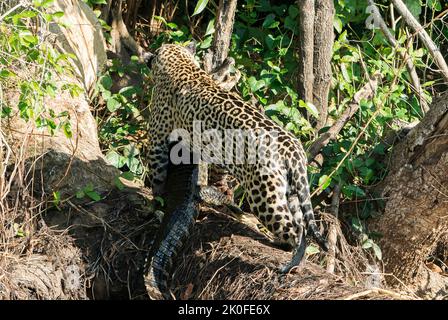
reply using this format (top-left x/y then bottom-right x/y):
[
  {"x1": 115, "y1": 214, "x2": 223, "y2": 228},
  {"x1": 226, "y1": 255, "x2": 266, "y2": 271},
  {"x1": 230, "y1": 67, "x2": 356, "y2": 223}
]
[
  {"x1": 367, "y1": 0, "x2": 429, "y2": 113},
  {"x1": 369, "y1": 1, "x2": 429, "y2": 111},
  {"x1": 391, "y1": 0, "x2": 448, "y2": 83},
  {"x1": 308, "y1": 74, "x2": 381, "y2": 162}
]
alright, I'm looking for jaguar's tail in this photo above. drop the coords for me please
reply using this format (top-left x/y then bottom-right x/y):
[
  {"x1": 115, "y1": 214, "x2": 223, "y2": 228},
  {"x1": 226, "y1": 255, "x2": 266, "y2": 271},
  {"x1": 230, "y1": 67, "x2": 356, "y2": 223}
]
[
  {"x1": 288, "y1": 159, "x2": 329, "y2": 252},
  {"x1": 298, "y1": 186, "x2": 329, "y2": 252}
]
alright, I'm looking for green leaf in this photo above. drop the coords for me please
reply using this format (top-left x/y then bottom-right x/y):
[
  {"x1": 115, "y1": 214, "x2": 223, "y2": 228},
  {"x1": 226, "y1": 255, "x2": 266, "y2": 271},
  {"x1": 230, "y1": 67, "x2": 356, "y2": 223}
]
[
  {"x1": 426, "y1": 0, "x2": 441, "y2": 10},
  {"x1": 105, "y1": 150, "x2": 121, "y2": 167},
  {"x1": 334, "y1": 16, "x2": 343, "y2": 33},
  {"x1": 99, "y1": 74, "x2": 112, "y2": 91},
  {"x1": 20, "y1": 31, "x2": 38, "y2": 45},
  {"x1": 365, "y1": 158, "x2": 375, "y2": 167},
  {"x1": 13, "y1": 223, "x2": 25, "y2": 237},
  {"x1": 85, "y1": 190, "x2": 101, "y2": 202},
  {"x1": 34, "y1": 0, "x2": 55, "y2": 8},
  {"x1": 107, "y1": 97, "x2": 121, "y2": 112},
  {"x1": 306, "y1": 244, "x2": 320, "y2": 255},
  {"x1": 262, "y1": 14, "x2": 279, "y2": 29},
  {"x1": 121, "y1": 171, "x2": 134, "y2": 181},
  {"x1": 84, "y1": 0, "x2": 107, "y2": 4},
  {"x1": 205, "y1": 19, "x2": 215, "y2": 36},
  {"x1": 343, "y1": 184, "x2": 366, "y2": 198},
  {"x1": 372, "y1": 243, "x2": 382, "y2": 260},
  {"x1": 200, "y1": 36, "x2": 212, "y2": 49},
  {"x1": 362, "y1": 238, "x2": 373, "y2": 249},
  {"x1": 127, "y1": 156, "x2": 141, "y2": 174},
  {"x1": 153, "y1": 15, "x2": 167, "y2": 25},
  {"x1": 155, "y1": 196, "x2": 165, "y2": 207},
  {"x1": 62, "y1": 121, "x2": 72, "y2": 138},
  {"x1": 84, "y1": 183, "x2": 94, "y2": 192},
  {"x1": 351, "y1": 217, "x2": 363, "y2": 233},
  {"x1": 284, "y1": 16, "x2": 298, "y2": 34},
  {"x1": 0, "y1": 69, "x2": 15, "y2": 79},
  {"x1": 52, "y1": 11, "x2": 65, "y2": 18},
  {"x1": 1, "y1": 105, "x2": 12, "y2": 118},
  {"x1": 247, "y1": 77, "x2": 265, "y2": 92},
  {"x1": 192, "y1": 0, "x2": 209, "y2": 16},
  {"x1": 288, "y1": 5, "x2": 299, "y2": 19},
  {"x1": 373, "y1": 144, "x2": 385, "y2": 155},
  {"x1": 76, "y1": 190, "x2": 85, "y2": 198},
  {"x1": 352, "y1": 158, "x2": 363, "y2": 168},
  {"x1": 318, "y1": 175, "x2": 331, "y2": 191},
  {"x1": 299, "y1": 100, "x2": 319, "y2": 119},
  {"x1": 404, "y1": 0, "x2": 422, "y2": 19},
  {"x1": 53, "y1": 191, "x2": 61, "y2": 206},
  {"x1": 114, "y1": 176, "x2": 125, "y2": 191},
  {"x1": 17, "y1": 10, "x2": 38, "y2": 19},
  {"x1": 360, "y1": 167, "x2": 374, "y2": 183},
  {"x1": 118, "y1": 86, "x2": 138, "y2": 97},
  {"x1": 166, "y1": 22, "x2": 178, "y2": 29}
]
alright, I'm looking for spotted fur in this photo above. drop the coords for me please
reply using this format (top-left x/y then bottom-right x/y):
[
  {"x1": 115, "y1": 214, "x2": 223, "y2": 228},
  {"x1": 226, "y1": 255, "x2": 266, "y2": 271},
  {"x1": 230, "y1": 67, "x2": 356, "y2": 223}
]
[{"x1": 146, "y1": 44, "x2": 328, "y2": 270}]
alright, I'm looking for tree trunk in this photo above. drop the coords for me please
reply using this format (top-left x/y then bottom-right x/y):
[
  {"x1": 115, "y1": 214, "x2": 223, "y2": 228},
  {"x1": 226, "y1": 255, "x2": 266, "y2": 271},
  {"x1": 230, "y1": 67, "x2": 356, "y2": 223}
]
[
  {"x1": 312, "y1": 0, "x2": 334, "y2": 130},
  {"x1": 296, "y1": 0, "x2": 333, "y2": 129},
  {"x1": 297, "y1": 0, "x2": 315, "y2": 105},
  {"x1": 203, "y1": 0, "x2": 237, "y2": 73},
  {"x1": 372, "y1": 92, "x2": 448, "y2": 297},
  {"x1": 202, "y1": 0, "x2": 238, "y2": 197}
]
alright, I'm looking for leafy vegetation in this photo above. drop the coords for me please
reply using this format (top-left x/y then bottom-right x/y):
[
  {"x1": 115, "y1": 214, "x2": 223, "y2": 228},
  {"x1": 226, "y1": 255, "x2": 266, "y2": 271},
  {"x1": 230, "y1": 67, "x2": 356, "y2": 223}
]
[
  {"x1": 82, "y1": 0, "x2": 448, "y2": 260},
  {"x1": 2, "y1": 0, "x2": 447, "y2": 263},
  {"x1": 0, "y1": 1, "x2": 83, "y2": 133},
  {"x1": 94, "y1": 59, "x2": 149, "y2": 178}
]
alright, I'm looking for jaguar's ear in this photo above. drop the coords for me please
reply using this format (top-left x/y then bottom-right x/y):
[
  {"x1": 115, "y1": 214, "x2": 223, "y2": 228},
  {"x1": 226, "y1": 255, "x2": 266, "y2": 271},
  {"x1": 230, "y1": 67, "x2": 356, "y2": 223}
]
[
  {"x1": 142, "y1": 51, "x2": 154, "y2": 67},
  {"x1": 185, "y1": 41, "x2": 196, "y2": 55}
]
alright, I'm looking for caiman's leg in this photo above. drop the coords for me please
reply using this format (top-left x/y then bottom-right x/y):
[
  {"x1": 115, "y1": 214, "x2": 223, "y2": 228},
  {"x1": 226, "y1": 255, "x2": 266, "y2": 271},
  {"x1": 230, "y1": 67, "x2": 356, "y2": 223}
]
[
  {"x1": 199, "y1": 185, "x2": 243, "y2": 215},
  {"x1": 209, "y1": 57, "x2": 241, "y2": 92}
]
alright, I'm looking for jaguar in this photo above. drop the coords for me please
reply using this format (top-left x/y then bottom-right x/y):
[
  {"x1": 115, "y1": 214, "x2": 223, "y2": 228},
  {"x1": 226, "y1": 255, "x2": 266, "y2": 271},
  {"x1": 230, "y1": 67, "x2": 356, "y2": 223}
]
[{"x1": 145, "y1": 43, "x2": 328, "y2": 271}]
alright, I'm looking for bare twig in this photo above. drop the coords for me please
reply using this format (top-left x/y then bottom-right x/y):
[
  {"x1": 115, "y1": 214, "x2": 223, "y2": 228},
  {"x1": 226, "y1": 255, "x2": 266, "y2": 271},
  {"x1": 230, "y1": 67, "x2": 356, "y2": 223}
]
[
  {"x1": 326, "y1": 184, "x2": 341, "y2": 274},
  {"x1": 391, "y1": 0, "x2": 448, "y2": 83},
  {"x1": 0, "y1": 1, "x2": 24, "y2": 22},
  {"x1": 367, "y1": 0, "x2": 429, "y2": 113},
  {"x1": 343, "y1": 287, "x2": 416, "y2": 300}
]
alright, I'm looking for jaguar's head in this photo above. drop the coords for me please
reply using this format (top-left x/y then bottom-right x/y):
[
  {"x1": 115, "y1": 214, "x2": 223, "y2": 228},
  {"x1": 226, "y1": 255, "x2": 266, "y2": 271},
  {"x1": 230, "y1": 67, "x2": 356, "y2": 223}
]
[{"x1": 143, "y1": 42, "x2": 197, "y2": 76}]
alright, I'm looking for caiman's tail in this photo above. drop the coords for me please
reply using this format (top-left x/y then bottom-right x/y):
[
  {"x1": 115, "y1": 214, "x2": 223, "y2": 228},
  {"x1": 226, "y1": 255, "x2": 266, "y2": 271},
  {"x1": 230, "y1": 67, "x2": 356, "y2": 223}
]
[
  {"x1": 144, "y1": 199, "x2": 199, "y2": 300},
  {"x1": 144, "y1": 171, "x2": 242, "y2": 299}
]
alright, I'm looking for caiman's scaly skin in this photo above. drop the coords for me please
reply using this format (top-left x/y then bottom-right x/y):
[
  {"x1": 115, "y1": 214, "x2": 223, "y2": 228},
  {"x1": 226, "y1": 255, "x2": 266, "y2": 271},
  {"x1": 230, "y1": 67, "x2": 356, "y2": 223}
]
[
  {"x1": 144, "y1": 160, "x2": 200, "y2": 300},
  {"x1": 144, "y1": 157, "x2": 242, "y2": 300}
]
